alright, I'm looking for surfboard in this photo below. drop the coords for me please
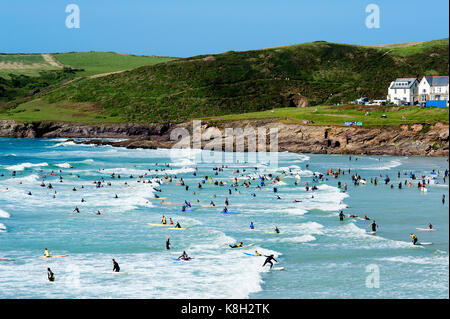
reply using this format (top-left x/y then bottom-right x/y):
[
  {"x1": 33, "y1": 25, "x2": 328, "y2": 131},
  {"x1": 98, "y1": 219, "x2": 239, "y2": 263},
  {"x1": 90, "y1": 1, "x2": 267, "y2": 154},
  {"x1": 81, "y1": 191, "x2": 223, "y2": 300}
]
[
  {"x1": 168, "y1": 227, "x2": 185, "y2": 230},
  {"x1": 357, "y1": 218, "x2": 371, "y2": 221},
  {"x1": 417, "y1": 242, "x2": 433, "y2": 246},
  {"x1": 0, "y1": 258, "x2": 14, "y2": 262},
  {"x1": 201, "y1": 205, "x2": 215, "y2": 208},
  {"x1": 0, "y1": 230, "x2": 8, "y2": 233},
  {"x1": 272, "y1": 267, "x2": 285, "y2": 271},
  {"x1": 147, "y1": 223, "x2": 170, "y2": 227},
  {"x1": 243, "y1": 253, "x2": 258, "y2": 256},
  {"x1": 154, "y1": 197, "x2": 167, "y2": 200},
  {"x1": 221, "y1": 211, "x2": 240, "y2": 214},
  {"x1": 104, "y1": 271, "x2": 128, "y2": 274},
  {"x1": 367, "y1": 231, "x2": 377, "y2": 235},
  {"x1": 39, "y1": 254, "x2": 69, "y2": 258},
  {"x1": 265, "y1": 231, "x2": 286, "y2": 234},
  {"x1": 416, "y1": 228, "x2": 436, "y2": 231}
]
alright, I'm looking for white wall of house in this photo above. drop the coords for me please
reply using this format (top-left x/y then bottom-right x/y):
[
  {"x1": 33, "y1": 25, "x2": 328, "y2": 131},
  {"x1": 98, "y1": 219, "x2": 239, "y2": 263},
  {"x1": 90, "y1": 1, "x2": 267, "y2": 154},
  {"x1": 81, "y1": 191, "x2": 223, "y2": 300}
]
[
  {"x1": 418, "y1": 76, "x2": 449, "y2": 102},
  {"x1": 387, "y1": 80, "x2": 418, "y2": 103},
  {"x1": 418, "y1": 78, "x2": 431, "y2": 102}
]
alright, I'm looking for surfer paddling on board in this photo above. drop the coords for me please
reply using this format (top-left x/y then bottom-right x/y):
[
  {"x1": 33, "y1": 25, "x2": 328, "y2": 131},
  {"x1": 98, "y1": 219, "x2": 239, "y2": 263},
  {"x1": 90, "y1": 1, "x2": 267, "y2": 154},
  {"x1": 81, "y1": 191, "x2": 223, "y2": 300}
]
[
  {"x1": 112, "y1": 259, "x2": 120, "y2": 272},
  {"x1": 410, "y1": 233, "x2": 418, "y2": 245},
  {"x1": 229, "y1": 242, "x2": 243, "y2": 248},
  {"x1": 178, "y1": 251, "x2": 192, "y2": 261},
  {"x1": 262, "y1": 254, "x2": 278, "y2": 269},
  {"x1": 428, "y1": 223, "x2": 433, "y2": 230}
]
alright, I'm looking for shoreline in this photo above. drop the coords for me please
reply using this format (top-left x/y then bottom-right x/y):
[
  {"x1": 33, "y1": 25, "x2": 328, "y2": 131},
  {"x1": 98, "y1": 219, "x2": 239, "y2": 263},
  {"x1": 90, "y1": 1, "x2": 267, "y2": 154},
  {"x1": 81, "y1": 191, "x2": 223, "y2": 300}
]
[{"x1": 0, "y1": 119, "x2": 448, "y2": 157}]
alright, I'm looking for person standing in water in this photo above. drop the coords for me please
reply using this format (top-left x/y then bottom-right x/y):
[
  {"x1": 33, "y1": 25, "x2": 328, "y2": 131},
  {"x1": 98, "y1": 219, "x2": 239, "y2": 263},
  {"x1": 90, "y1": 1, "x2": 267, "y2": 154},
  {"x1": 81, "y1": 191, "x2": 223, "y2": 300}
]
[
  {"x1": 112, "y1": 259, "x2": 120, "y2": 272},
  {"x1": 410, "y1": 233, "x2": 418, "y2": 245},
  {"x1": 166, "y1": 236, "x2": 171, "y2": 250},
  {"x1": 368, "y1": 220, "x2": 378, "y2": 233},
  {"x1": 250, "y1": 222, "x2": 255, "y2": 230},
  {"x1": 47, "y1": 268, "x2": 55, "y2": 282},
  {"x1": 339, "y1": 211, "x2": 345, "y2": 221}
]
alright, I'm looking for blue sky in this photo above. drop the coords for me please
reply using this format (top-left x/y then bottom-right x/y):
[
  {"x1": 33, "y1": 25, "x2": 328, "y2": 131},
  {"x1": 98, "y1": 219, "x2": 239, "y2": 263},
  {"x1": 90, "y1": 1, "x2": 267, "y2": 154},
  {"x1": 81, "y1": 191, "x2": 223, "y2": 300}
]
[{"x1": 1, "y1": 0, "x2": 448, "y2": 57}]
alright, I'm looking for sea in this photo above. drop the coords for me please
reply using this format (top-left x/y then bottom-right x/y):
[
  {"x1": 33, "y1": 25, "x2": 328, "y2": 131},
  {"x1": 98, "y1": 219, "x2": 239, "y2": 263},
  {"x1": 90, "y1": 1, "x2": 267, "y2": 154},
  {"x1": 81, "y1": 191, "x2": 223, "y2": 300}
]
[{"x1": 0, "y1": 138, "x2": 448, "y2": 299}]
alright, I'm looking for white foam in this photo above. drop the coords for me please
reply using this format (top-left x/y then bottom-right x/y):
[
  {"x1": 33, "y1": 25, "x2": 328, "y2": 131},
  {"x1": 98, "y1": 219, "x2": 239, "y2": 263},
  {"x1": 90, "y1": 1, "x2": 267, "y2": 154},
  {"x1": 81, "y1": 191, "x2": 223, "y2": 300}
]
[
  {"x1": 0, "y1": 209, "x2": 10, "y2": 218},
  {"x1": 6, "y1": 162, "x2": 48, "y2": 171},
  {"x1": 55, "y1": 163, "x2": 73, "y2": 168}
]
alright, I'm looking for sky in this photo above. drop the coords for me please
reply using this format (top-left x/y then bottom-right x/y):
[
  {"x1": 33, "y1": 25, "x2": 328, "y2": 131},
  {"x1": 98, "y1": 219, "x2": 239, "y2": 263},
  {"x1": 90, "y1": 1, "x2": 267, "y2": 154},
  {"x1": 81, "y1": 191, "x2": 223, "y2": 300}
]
[{"x1": 0, "y1": 0, "x2": 448, "y2": 57}]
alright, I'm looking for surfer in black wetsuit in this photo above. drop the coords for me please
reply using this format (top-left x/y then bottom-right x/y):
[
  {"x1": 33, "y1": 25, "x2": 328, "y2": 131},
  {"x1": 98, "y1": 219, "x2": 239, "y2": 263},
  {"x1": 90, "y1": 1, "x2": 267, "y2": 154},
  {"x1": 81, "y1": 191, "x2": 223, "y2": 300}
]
[
  {"x1": 166, "y1": 236, "x2": 171, "y2": 250},
  {"x1": 175, "y1": 222, "x2": 181, "y2": 228},
  {"x1": 369, "y1": 220, "x2": 378, "y2": 232},
  {"x1": 410, "y1": 233, "x2": 418, "y2": 245},
  {"x1": 112, "y1": 259, "x2": 120, "y2": 272},
  {"x1": 229, "y1": 242, "x2": 243, "y2": 248},
  {"x1": 179, "y1": 251, "x2": 191, "y2": 260},
  {"x1": 222, "y1": 206, "x2": 228, "y2": 213},
  {"x1": 47, "y1": 268, "x2": 55, "y2": 282},
  {"x1": 339, "y1": 211, "x2": 345, "y2": 221},
  {"x1": 274, "y1": 226, "x2": 280, "y2": 234},
  {"x1": 262, "y1": 255, "x2": 278, "y2": 269}
]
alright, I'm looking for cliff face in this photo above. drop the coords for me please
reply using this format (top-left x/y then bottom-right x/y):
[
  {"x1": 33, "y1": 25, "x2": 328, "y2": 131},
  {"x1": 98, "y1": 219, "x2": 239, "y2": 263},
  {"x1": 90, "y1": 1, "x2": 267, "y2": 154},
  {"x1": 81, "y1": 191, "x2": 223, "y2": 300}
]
[{"x1": 0, "y1": 119, "x2": 448, "y2": 157}]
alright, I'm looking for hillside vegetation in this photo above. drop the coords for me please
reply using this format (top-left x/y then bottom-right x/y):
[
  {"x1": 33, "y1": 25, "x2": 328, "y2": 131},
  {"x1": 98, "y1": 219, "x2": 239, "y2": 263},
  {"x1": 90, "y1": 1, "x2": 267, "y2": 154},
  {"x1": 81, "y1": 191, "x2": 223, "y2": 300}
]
[{"x1": 1, "y1": 39, "x2": 449, "y2": 125}]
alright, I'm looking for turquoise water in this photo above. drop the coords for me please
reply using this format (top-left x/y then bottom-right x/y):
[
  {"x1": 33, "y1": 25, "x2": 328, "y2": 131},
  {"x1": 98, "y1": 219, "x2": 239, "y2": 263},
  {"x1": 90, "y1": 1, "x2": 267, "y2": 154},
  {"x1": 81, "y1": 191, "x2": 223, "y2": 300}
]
[{"x1": 0, "y1": 138, "x2": 448, "y2": 299}]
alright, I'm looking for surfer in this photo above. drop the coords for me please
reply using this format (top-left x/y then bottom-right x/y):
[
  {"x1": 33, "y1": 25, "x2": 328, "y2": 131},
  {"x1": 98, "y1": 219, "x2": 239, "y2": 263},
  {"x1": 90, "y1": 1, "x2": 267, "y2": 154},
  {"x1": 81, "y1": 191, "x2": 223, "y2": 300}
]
[
  {"x1": 47, "y1": 268, "x2": 55, "y2": 282},
  {"x1": 112, "y1": 259, "x2": 120, "y2": 272},
  {"x1": 368, "y1": 220, "x2": 378, "y2": 232},
  {"x1": 250, "y1": 222, "x2": 255, "y2": 230},
  {"x1": 262, "y1": 254, "x2": 278, "y2": 269},
  {"x1": 410, "y1": 233, "x2": 418, "y2": 245},
  {"x1": 178, "y1": 251, "x2": 191, "y2": 261},
  {"x1": 339, "y1": 211, "x2": 345, "y2": 221},
  {"x1": 169, "y1": 218, "x2": 174, "y2": 225},
  {"x1": 428, "y1": 223, "x2": 433, "y2": 230},
  {"x1": 255, "y1": 251, "x2": 262, "y2": 256},
  {"x1": 73, "y1": 206, "x2": 80, "y2": 213},
  {"x1": 44, "y1": 248, "x2": 50, "y2": 257},
  {"x1": 229, "y1": 242, "x2": 243, "y2": 248},
  {"x1": 175, "y1": 222, "x2": 181, "y2": 228},
  {"x1": 166, "y1": 236, "x2": 171, "y2": 250},
  {"x1": 222, "y1": 206, "x2": 228, "y2": 213},
  {"x1": 161, "y1": 215, "x2": 167, "y2": 225},
  {"x1": 274, "y1": 226, "x2": 280, "y2": 234}
]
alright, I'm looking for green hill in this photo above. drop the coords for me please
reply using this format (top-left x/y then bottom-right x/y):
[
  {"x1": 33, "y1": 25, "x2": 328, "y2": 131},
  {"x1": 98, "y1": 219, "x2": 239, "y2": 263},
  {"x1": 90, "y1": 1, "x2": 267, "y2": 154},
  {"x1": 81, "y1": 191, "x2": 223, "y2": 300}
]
[{"x1": 1, "y1": 39, "x2": 448, "y2": 124}]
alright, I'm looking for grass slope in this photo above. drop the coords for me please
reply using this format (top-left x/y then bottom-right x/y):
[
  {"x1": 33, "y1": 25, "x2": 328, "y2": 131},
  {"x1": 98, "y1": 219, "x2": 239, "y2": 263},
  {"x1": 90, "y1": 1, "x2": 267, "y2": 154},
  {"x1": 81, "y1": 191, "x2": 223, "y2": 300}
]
[
  {"x1": 204, "y1": 104, "x2": 449, "y2": 127},
  {"x1": 53, "y1": 52, "x2": 177, "y2": 77},
  {"x1": 2, "y1": 39, "x2": 448, "y2": 125},
  {"x1": 0, "y1": 54, "x2": 60, "y2": 78}
]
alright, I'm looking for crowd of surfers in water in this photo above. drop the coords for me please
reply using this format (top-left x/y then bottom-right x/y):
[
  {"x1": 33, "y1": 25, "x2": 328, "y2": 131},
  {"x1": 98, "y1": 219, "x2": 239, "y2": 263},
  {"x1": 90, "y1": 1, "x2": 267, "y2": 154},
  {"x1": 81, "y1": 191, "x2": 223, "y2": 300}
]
[{"x1": 1, "y1": 155, "x2": 448, "y2": 280}]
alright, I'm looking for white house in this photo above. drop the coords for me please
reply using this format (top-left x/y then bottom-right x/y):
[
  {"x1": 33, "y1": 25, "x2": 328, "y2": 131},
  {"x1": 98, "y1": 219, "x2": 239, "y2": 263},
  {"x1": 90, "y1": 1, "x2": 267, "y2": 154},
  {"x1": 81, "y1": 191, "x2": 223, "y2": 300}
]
[
  {"x1": 418, "y1": 76, "x2": 449, "y2": 103},
  {"x1": 387, "y1": 78, "x2": 419, "y2": 104}
]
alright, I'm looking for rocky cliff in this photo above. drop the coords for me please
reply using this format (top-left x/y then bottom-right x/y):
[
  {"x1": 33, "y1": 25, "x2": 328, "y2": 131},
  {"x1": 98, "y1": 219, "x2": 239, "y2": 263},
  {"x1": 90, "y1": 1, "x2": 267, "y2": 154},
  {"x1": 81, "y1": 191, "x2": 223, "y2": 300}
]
[{"x1": 0, "y1": 119, "x2": 448, "y2": 156}]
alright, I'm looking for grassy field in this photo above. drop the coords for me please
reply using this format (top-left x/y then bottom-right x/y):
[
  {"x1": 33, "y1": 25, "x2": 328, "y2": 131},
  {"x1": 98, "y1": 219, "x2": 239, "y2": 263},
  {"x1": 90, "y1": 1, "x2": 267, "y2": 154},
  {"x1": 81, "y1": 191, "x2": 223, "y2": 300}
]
[
  {"x1": 202, "y1": 104, "x2": 449, "y2": 127},
  {"x1": 53, "y1": 52, "x2": 177, "y2": 77},
  {"x1": 0, "y1": 98, "x2": 124, "y2": 124},
  {"x1": 0, "y1": 54, "x2": 60, "y2": 78}
]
